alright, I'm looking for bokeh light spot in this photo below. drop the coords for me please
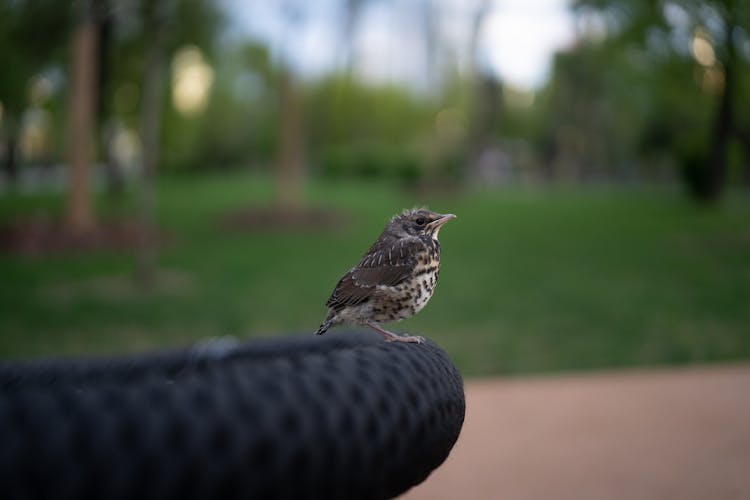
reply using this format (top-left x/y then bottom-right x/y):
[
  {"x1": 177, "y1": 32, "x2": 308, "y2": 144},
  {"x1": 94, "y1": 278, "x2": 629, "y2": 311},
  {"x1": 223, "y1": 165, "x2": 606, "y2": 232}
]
[
  {"x1": 691, "y1": 30, "x2": 716, "y2": 67},
  {"x1": 172, "y1": 45, "x2": 215, "y2": 116}
]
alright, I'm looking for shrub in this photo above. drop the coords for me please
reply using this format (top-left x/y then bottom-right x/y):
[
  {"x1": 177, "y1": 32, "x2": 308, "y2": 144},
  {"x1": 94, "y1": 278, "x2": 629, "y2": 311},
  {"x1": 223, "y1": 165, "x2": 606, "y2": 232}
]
[{"x1": 321, "y1": 142, "x2": 424, "y2": 186}]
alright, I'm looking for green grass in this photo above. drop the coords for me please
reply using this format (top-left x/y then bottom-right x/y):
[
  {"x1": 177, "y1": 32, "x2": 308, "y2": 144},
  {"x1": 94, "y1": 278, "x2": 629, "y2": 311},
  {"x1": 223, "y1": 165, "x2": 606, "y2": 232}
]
[{"x1": 1, "y1": 173, "x2": 749, "y2": 376}]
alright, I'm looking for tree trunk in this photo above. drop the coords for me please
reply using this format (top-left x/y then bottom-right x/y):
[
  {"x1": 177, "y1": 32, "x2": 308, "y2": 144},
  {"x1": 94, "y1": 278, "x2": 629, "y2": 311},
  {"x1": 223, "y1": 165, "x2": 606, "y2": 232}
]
[
  {"x1": 97, "y1": 2, "x2": 125, "y2": 196},
  {"x1": 467, "y1": 0, "x2": 501, "y2": 182},
  {"x1": 66, "y1": 2, "x2": 99, "y2": 233},
  {"x1": 136, "y1": 0, "x2": 167, "y2": 288},
  {"x1": 276, "y1": 69, "x2": 305, "y2": 210},
  {"x1": 342, "y1": 0, "x2": 365, "y2": 75},
  {"x1": 705, "y1": 70, "x2": 732, "y2": 201},
  {"x1": 703, "y1": 5, "x2": 737, "y2": 202},
  {"x1": 2, "y1": 121, "x2": 19, "y2": 189},
  {"x1": 734, "y1": 125, "x2": 750, "y2": 187}
]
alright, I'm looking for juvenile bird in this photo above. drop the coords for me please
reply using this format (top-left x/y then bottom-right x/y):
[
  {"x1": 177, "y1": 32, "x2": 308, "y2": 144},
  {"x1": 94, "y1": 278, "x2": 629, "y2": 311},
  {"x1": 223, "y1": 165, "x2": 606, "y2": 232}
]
[{"x1": 315, "y1": 208, "x2": 456, "y2": 343}]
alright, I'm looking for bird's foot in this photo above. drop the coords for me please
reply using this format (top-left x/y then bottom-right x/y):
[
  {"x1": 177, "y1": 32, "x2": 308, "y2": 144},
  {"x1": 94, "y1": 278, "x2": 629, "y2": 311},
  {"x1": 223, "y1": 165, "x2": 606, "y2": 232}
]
[
  {"x1": 386, "y1": 334, "x2": 425, "y2": 344},
  {"x1": 365, "y1": 321, "x2": 424, "y2": 344}
]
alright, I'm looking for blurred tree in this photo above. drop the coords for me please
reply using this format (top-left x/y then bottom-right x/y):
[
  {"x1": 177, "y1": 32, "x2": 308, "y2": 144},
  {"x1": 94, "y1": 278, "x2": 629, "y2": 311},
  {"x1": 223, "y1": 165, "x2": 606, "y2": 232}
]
[
  {"x1": 193, "y1": 41, "x2": 276, "y2": 170},
  {"x1": 66, "y1": 0, "x2": 99, "y2": 233},
  {"x1": 0, "y1": 0, "x2": 71, "y2": 185},
  {"x1": 274, "y1": 0, "x2": 308, "y2": 210},
  {"x1": 572, "y1": 0, "x2": 750, "y2": 200},
  {"x1": 135, "y1": 0, "x2": 170, "y2": 288},
  {"x1": 702, "y1": 0, "x2": 747, "y2": 199},
  {"x1": 96, "y1": 0, "x2": 125, "y2": 195},
  {"x1": 467, "y1": 0, "x2": 503, "y2": 182},
  {"x1": 307, "y1": 74, "x2": 435, "y2": 185},
  {"x1": 276, "y1": 69, "x2": 305, "y2": 209},
  {"x1": 421, "y1": 0, "x2": 439, "y2": 88},
  {"x1": 108, "y1": 0, "x2": 223, "y2": 169},
  {"x1": 308, "y1": 76, "x2": 433, "y2": 151},
  {"x1": 540, "y1": 41, "x2": 651, "y2": 182},
  {"x1": 341, "y1": 0, "x2": 367, "y2": 74}
]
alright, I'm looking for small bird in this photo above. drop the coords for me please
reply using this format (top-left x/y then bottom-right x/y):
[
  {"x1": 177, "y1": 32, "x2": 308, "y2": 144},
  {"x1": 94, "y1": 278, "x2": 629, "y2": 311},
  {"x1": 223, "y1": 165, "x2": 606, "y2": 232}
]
[{"x1": 315, "y1": 208, "x2": 456, "y2": 343}]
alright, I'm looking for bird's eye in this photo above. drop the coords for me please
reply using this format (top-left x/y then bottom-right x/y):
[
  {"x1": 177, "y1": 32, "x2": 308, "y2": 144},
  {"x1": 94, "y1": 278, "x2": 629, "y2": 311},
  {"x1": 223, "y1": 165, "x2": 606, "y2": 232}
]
[{"x1": 415, "y1": 217, "x2": 426, "y2": 226}]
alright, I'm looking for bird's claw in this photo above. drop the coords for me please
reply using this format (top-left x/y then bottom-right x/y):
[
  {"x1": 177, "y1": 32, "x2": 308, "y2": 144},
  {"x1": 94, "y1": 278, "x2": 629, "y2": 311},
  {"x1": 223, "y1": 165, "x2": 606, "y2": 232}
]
[{"x1": 386, "y1": 334, "x2": 425, "y2": 344}]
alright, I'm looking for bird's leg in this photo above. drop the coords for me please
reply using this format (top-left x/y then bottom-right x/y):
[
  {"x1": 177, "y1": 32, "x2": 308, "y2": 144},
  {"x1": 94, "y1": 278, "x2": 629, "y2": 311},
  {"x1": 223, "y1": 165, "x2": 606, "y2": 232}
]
[{"x1": 365, "y1": 321, "x2": 424, "y2": 344}]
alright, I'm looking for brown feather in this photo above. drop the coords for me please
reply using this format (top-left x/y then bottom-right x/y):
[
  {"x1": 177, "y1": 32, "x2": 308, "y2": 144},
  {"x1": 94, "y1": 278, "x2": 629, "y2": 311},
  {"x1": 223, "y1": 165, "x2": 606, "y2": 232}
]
[{"x1": 326, "y1": 237, "x2": 428, "y2": 310}]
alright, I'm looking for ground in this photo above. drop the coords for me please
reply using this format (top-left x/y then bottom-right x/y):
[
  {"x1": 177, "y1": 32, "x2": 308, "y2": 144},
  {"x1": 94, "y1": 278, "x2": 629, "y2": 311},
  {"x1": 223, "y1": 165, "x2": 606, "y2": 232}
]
[
  {"x1": 1, "y1": 173, "x2": 749, "y2": 375},
  {"x1": 0, "y1": 215, "x2": 153, "y2": 255},
  {"x1": 402, "y1": 363, "x2": 750, "y2": 500}
]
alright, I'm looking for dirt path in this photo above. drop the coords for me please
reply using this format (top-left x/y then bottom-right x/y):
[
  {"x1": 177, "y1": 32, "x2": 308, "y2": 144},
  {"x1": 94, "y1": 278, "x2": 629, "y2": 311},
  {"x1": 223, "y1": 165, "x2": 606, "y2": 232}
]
[{"x1": 402, "y1": 363, "x2": 750, "y2": 500}]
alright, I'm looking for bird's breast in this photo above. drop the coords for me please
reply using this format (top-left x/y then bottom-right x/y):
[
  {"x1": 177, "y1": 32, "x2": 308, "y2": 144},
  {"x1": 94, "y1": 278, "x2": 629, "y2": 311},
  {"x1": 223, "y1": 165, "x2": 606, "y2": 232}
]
[
  {"x1": 372, "y1": 256, "x2": 441, "y2": 321},
  {"x1": 409, "y1": 260, "x2": 441, "y2": 312}
]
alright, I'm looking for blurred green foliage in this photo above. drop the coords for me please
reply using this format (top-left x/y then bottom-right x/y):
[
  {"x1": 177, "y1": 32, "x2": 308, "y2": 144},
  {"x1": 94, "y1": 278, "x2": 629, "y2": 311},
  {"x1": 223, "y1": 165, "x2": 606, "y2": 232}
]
[
  {"x1": 1, "y1": 173, "x2": 748, "y2": 375},
  {"x1": 568, "y1": 0, "x2": 750, "y2": 199},
  {"x1": 308, "y1": 75, "x2": 436, "y2": 184},
  {"x1": 321, "y1": 142, "x2": 422, "y2": 185},
  {"x1": 2, "y1": 0, "x2": 749, "y2": 195},
  {"x1": 0, "y1": 0, "x2": 71, "y2": 116}
]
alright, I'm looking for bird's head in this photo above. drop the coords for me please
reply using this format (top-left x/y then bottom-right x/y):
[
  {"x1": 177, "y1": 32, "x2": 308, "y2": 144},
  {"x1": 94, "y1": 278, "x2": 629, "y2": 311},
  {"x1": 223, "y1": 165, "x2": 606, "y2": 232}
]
[{"x1": 385, "y1": 208, "x2": 456, "y2": 240}]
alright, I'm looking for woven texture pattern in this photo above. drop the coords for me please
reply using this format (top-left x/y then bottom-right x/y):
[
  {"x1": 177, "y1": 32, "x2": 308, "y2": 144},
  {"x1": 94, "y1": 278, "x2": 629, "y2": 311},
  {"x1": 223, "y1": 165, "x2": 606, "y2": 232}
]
[{"x1": 0, "y1": 331, "x2": 465, "y2": 500}]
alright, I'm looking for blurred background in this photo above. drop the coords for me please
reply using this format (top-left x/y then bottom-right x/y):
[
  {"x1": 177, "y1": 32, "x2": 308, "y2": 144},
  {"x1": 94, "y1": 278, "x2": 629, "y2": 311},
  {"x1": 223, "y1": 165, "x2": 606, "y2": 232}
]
[{"x1": 0, "y1": 0, "x2": 748, "y2": 375}]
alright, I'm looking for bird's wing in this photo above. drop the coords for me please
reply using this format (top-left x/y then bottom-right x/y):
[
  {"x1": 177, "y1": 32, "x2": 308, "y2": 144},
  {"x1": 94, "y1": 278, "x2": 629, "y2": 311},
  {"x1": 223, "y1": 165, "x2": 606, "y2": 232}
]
[{"x1": 326, "y1": 238, "x2": 422, "y2": 310}]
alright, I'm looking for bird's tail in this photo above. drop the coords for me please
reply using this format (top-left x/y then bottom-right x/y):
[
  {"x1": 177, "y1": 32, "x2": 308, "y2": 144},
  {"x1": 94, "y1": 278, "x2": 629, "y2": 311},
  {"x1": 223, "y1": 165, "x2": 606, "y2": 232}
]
[
  {"x1": 315, "y1": 320, "x2": 332, "y2": 336},
  {"x1": 315, "y1": 310, "x2": 337, "y2": 336}
]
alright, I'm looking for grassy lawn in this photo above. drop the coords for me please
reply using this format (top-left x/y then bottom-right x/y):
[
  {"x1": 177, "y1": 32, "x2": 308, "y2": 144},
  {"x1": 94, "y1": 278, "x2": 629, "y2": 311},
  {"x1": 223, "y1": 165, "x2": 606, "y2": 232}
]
[{"x1": 1, "y1": 172, "x2": 749, "y2": 376}]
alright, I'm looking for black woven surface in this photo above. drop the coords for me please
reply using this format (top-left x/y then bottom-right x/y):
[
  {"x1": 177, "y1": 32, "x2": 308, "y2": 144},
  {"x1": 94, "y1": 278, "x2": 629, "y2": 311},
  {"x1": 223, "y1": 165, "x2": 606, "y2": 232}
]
[{"x1": 0, "y1": 331, "x2": 465, "y2": 500}]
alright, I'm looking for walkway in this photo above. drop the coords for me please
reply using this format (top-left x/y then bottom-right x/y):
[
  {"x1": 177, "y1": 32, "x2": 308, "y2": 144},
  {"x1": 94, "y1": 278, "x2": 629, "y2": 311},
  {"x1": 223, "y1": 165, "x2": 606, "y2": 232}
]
[{"x1": 403, "y1": 363, "x2": 750, "y2": 499}]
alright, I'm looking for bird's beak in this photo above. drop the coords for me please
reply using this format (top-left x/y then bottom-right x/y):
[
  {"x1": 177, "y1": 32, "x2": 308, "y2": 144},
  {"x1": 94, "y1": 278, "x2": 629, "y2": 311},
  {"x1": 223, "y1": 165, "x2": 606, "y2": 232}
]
[{"x1": 429, "y1": 213, "x2": 457, "y2": 230}]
